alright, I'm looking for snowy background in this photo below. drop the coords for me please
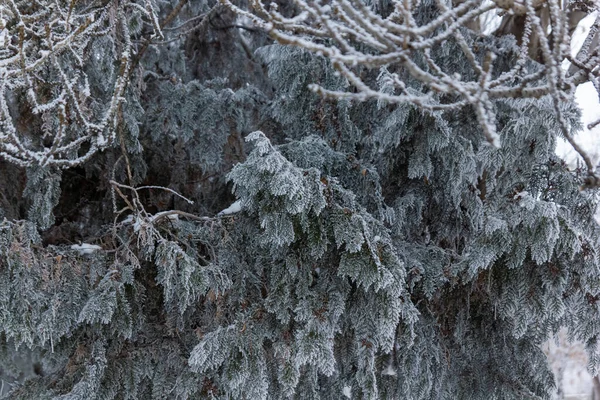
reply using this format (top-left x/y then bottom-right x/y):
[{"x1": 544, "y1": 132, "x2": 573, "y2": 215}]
[
  {"x1": 556, "y1": 11, "x2": 600, "y2": 168},
  {"x1": 548, "y1": 11, "x2": 600, "y2": 400},
  {"x1": 478, "y1": 8, "x2": 600, "y2": 399}
]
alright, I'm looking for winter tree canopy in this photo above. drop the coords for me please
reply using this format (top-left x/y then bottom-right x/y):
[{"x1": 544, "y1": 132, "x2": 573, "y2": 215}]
[{"x1": 1, "y1": 0, "x2": 600, "y2": 398}]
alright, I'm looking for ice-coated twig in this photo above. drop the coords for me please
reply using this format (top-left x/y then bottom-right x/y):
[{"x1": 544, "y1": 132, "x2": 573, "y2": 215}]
[{"x1": 135, "y1": 185, "x2": 195, "y2": 205}]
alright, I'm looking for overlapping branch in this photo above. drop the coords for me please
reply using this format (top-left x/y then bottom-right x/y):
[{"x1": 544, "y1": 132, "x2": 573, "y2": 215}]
[
  {"x1": 0, "y1": 1, "x2": 163, "y2": 168},
  {"x1": 222, "y1": 0, "x2": 600, "y2": 184}
]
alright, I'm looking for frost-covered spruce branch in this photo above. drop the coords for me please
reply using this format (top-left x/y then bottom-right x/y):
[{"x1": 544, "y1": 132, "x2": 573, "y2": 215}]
[{"x1": 222, "y1": 0, "x2": 600, "y2": 181}]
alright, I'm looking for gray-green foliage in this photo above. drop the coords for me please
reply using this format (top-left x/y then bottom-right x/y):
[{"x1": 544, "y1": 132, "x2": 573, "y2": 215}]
[
  {"x1": 23, "y1": 167, "x2": 62, "y2": 231},
  {"x1": 1, "y1": 0, "x2": 600, "y2": 399}
]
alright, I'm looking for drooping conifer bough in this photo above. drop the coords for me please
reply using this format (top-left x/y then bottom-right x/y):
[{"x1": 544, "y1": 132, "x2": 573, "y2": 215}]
[{"x1": 1, "y1": 0, "x2": 600, "y2": 399}]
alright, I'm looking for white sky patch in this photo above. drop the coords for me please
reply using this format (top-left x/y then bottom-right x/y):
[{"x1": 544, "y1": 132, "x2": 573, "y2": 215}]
[
  {"x1": 481, "y1": 1, "x2": 503, "y2": 35},
  {"x1": 556, "y1": 12, "x2": 600, "y2": 167}
]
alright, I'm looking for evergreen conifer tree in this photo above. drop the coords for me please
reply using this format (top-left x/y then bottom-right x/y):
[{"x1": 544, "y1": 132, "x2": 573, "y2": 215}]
[{"x1": 1, "y1": 0, "x2": 600, "y2": 398}]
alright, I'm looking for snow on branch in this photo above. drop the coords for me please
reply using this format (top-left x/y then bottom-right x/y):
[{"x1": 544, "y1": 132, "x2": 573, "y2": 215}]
[
  {"x1": 221, "y1": 0, "x2": 600, "y2": 185},
  {"x1": 71, "y1": 242, "x2": 102, "y2": 255}
]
